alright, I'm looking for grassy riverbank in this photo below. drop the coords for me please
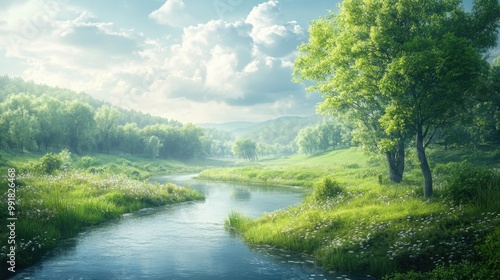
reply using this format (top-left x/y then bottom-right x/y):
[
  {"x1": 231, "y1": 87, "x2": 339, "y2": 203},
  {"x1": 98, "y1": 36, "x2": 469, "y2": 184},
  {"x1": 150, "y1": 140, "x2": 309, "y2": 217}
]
[
  {"x1": 204, "y1": 147, "x2": 500, "y2": 279},
  {"x1": 0, "y1": 151, "x2": 209, "y2": 277}
]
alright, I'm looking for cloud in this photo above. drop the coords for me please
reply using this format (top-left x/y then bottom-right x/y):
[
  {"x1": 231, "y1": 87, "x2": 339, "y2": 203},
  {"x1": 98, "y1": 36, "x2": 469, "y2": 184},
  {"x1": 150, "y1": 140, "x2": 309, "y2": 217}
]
[
  {"x1": 245, "y1": 0, "x2": 304, "y2": 57},
  {"x1": 0, "y1": 0, "x2": 144, "y2": 88},
  {"x1": 0, "y1": 0, "x2": 317, "y2": 123},
  {"x1": 149, "y1": 0, "x2": 194, "y2": 27},
  {"x1": 60, "y1": 25, "x2": 138, "y2": 56},
  {"x1": 138, "y1": 1, "x2": 307, "y2": 108}
]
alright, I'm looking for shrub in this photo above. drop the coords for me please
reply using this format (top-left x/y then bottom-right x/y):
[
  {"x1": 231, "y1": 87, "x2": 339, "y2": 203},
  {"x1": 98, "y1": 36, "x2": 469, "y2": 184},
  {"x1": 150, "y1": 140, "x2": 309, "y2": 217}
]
[
  {"x1": 40, "y1": 153, "x2": 62, "y2": 174},
  {"x1": 310, "y1": 177, "x2": 343, "y2": 200},
  {"x1": 58, "y1": 149, "x2": 72, "y2": 171},
  {"x1": 476, "y1": 227, "x2": 500, "y2": 277},
  {"x1": 435, "y1": 161, "x2": 500, "y2": 206}
]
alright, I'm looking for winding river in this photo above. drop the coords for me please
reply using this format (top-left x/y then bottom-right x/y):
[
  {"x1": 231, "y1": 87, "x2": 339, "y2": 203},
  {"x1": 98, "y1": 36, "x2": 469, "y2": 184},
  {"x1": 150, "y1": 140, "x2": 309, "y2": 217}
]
[{"x1": 12, "y1": 174, "x2": 365, "y2": 280}]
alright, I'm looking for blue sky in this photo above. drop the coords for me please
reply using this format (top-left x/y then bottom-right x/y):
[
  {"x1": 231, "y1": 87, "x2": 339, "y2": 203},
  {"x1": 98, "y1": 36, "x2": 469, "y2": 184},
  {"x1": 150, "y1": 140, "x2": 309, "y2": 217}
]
[{"x1": 0, "y1": 0, "x2": 498, "y2": 123}]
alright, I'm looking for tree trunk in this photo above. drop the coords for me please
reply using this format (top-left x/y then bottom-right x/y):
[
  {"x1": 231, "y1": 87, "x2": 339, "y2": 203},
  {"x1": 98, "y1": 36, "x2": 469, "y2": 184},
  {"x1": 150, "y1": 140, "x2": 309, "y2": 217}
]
[
  {"x1": 386, "y1": 139, "x2": 405, "y2": 183},
  {"x1": 416, "y1": 127, "x2": 433, "y2": 199}
]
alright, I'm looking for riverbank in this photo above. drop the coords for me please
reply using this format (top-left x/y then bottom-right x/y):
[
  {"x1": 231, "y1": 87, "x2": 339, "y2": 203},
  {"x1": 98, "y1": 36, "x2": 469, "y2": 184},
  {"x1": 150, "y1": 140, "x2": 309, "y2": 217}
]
[
  {"x1": 202, "y1": 147, "x2": 500, "y2": 279},
  {"x1": 0, "y1": 151, "x2": 208, "y2": 278}
]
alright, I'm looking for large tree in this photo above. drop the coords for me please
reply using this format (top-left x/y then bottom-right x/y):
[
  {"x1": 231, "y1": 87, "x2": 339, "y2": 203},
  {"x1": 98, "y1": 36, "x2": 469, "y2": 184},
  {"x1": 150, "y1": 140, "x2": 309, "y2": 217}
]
[{"x1": 294, "y1": 0, "x2": 500, "y2": 198}]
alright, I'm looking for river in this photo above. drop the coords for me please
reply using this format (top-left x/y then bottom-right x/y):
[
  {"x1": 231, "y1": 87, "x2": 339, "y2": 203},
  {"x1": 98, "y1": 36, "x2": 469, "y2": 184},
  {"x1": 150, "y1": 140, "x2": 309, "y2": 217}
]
[{"x1": 12, "y1": 174, "x2": 366, "y2": 280}]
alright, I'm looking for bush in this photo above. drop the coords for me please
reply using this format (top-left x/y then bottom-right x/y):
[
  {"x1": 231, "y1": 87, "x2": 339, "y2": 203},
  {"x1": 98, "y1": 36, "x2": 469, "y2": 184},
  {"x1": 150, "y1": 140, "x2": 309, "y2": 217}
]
[
  {"x1": 435, "y1": 161, "x2": 500, "y2": 206},
  {"x1": 40, "y1": 153, "x2": 62, "y2": 174},
  {"x1": 476, "y1": 227, "x2": 500, "y2": 277},
  {"x1": 58, "y1": 149, "x2": 72, "y2": 171},
  {"x1": 310, "y1": 177, "x2": 343, "y2": 200}
]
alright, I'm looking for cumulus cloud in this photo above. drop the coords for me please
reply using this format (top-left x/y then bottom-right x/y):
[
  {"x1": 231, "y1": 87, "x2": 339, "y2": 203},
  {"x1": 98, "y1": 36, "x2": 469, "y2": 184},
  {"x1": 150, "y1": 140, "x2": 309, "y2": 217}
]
[
  {"x1": 140, "y1": 1, "x2": 307, "y2": 108},
  {"x1": 245, "y1": 0, "x2": 304, "y2": 57},
  {"x1": 0, "y1": 0, "x2": 318, "y2": 123},
  {"x1": 149, "y1": 0, "x2": 194, "y2": 27},
  {"x1": 0, "y1": 0, "x2": 143, "y2": 92}
]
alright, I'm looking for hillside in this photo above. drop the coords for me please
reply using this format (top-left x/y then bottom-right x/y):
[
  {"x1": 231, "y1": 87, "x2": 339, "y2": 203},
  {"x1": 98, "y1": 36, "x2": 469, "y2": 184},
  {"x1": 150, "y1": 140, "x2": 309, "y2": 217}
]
[{"x1": 200, "y1": 115, "x2": 323, "y2": 142}]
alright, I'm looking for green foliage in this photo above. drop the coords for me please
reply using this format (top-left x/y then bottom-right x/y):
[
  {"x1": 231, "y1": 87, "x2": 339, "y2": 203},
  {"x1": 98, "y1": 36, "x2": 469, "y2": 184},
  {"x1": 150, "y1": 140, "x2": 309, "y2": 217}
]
[
  {"x1": 203, "y1": 146, "x2": 500, "y2": 278},
  {"x1": 232, "y1": 138, "x2": 257, "y2": 161},
  {"x1": 435, "y1": 161, "x2": 500, "y2": 209},
  {"x1": 78, "y1": 156, "x2": 99, "y2": 169},
  {"x1": 0, "y1": 76, "x2": 210, "y2": 160},
  {"x1": 94, "y1": 105, "x2": 120, "y2": 153},
  {"x1": 309, "y1": 177, "x2": 344, "y2": 201},
  {"x1": 384, "y1": 227, "x2": 500, "y2": 280},
  {"x1": 235, "y1": 116, "x2": 333, "y2": 157},
  {"x1": 58, "y1": 149, "x2": 72, "y2": 171},
  {"x1": 477, "y1": 227, "x2": 500, "y2": 275},
  {"x1": 21, "y1": 151, "x2": 72, "y2": 174},
  {"x1": 145, "y1": 135, "x2": 163, "y2": 159},
  {"x1": 293, "y1": 0, "x2": 500, "y2": 197},
  {"x1": 40, "y1": 153, "x2": 62, "y2": 174},
  {"x1": 225, "y1": 211, "x2": 254, "y2": 233},
  {"x1": 199, "y1": 148, "x2": 377, "y2": 187},
  {"x1": 0, "y1": 170, "x2": 204, "y2": 273},
  {"x1": 295, "y1": 118, "x2": 351, "y2": 154}
]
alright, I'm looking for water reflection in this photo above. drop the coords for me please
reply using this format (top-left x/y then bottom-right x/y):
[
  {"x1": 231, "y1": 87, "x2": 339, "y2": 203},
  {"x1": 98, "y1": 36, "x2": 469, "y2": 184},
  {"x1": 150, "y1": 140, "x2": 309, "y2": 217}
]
[{"x1": 232, "y1": 188, "x2": 251, "y2": 201}]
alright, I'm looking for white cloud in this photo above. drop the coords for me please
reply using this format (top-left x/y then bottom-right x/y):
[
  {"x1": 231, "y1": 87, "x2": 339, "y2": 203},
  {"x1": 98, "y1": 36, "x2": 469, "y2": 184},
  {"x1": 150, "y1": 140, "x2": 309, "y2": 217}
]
[
  {"x1": 0, "y1": 0, "x2": 317, "y2": 123},
  {"x1": 149, "y1": 0, "x2": 193, "y2": 27},
  {"x1": 245, "y1": 0, "x2": 304, "y2": 57}
]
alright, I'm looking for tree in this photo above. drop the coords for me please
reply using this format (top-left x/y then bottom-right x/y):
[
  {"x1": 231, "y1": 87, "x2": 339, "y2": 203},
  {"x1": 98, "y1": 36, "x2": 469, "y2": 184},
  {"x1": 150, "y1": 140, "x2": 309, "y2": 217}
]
[
  {"x1": 94, "y1": 105, "x2": 121, "y2": 153},
  {"x1": 65, "y1": 100, "x2": 95, "y2": 153},
  {"x1": 34, "y1": 95, "x2": 65, "y2": 151},
  {"x1": 293, "y1": 7, "x2": 408, "y2": 183},
  {"x1": 294, "y1": 0, "x2": 500, "y2": 198},
  {"x1": 1, "y1": 94, "x2": 40, "y2": 151},
  {"x1": 146, "y1": 135, "x2": 162, "y2": 159},
  {"x1": 6, "y1": 108, "x2": 39, "y2": 151},
  {"x1": 295, "y1": 120, "x2": 348, "y2": 154},
  {"x1": 119, "y1": 123, "x2": 144, "y2": 155},
  {"x1": 232, "y1": 138, "x2": 257, "y2": 161},
  {"x1": 295, "y1": 126, "x2": 320, "y2": 154},
  {"x1": 179, "y1": 124, "x2": 205, "y2": 159}
]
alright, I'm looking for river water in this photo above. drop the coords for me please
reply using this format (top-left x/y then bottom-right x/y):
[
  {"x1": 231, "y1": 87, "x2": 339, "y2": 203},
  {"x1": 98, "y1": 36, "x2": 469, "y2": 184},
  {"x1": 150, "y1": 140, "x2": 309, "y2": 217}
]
[{"x1": 12, "y1": 174, "x2": 366, "y2": 280}]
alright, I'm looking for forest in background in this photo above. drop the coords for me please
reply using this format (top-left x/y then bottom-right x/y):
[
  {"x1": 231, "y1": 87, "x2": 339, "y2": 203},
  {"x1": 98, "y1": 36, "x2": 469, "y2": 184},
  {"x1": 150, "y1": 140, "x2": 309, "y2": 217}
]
[
  {"x1": 1, "y1": 71, "x2": 500, "y2": 166},
  {"x1": 0, "y1": 76, "x2": 355, "y2": 161}
]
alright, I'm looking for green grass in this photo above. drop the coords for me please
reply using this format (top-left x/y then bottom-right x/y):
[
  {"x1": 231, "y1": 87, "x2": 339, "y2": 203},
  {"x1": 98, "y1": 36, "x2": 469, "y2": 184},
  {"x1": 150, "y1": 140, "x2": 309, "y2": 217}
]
[
  {"x1": 0, "y1": 151, "x2": 212, "y2": 277},
  {"x1": 0, "y1": 171, "x2": 204, "y2": 274},
  {"x1": 213, "y1": 147, "x2": 500, "y2": 279},
  {"x1": 198, "y1": 148, "x2": 380, "y2": 187}
]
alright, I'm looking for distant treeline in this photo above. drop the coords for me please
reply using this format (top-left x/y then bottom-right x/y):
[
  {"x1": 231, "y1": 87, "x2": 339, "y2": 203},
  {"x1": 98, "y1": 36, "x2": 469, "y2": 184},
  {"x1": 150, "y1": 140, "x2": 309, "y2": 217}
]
[
  {"x1": 0, "y1": 76, "x2": 204, "y2": 159},
  {"x1": 1, "y1": 75, "x2": 497, "y2": 162}
]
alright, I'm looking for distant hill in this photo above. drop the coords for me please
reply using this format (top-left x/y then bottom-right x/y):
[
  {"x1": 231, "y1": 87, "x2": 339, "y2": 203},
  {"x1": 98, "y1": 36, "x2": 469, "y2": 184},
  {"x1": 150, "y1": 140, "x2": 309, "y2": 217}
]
[
  {"x1": 199, "y1": 115, "x2": 324, "y2": 145},
  {"x1": 198, "y1": 121, "x2": 259, "y2": 136}
]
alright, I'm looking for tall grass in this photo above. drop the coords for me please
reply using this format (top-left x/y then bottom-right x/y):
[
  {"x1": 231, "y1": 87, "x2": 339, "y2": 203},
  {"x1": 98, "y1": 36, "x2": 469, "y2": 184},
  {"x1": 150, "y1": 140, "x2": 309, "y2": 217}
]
[
  {"x1": 221, "y1": 147, "x2": 500, "y2": 278},
  {"x1": 0, "y1": 171, "x2": 204, "y2": 273}
]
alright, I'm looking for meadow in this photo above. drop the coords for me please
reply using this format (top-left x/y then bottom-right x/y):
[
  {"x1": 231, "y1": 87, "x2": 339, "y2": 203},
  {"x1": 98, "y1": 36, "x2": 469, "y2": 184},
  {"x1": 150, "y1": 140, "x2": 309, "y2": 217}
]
[
  {"x1": 0, "y1": 151, "x2": 207, "y2": 276},
  {"x1": 202, "y1": 147, "x2": 500, "y2": 279}
]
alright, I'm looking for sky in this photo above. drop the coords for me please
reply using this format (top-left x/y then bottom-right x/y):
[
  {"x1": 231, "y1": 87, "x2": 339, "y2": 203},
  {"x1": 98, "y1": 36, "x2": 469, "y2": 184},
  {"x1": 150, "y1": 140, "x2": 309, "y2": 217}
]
[{"x1": 0, "y1": 0, "x2": 498, "y2": 124}]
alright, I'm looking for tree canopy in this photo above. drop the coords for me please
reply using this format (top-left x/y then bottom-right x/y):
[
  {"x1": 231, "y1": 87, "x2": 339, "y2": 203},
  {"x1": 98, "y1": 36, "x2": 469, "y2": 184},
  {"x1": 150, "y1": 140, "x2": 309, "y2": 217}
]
[
  {"x1": 232, "y1": 138, "x2": 258, "y2": 161},
  {"x1": 294, "y1": 0, "x2": 500, "y2": 198}
]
